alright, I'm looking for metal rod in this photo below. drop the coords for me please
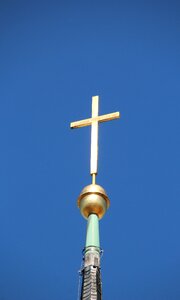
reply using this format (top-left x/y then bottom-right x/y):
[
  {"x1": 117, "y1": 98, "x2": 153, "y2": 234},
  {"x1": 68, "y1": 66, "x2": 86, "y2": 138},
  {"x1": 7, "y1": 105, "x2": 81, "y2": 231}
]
[{"x1": 92, "y1": 174, "x2": 96, "y2": 185}]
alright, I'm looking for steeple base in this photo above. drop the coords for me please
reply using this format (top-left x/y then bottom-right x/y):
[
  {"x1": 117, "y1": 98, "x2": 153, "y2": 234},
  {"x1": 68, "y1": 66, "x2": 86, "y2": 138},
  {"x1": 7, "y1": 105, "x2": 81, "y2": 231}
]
[{"x1": 81, "y1": 265, "x2": 102, "y2": 300}]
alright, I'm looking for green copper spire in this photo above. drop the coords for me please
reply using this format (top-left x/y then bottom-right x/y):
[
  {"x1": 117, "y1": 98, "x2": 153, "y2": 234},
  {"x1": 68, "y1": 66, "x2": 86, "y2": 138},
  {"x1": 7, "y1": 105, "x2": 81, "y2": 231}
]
[{"x1": 85, "y1": 214, "x2": 100, "y2": 249}]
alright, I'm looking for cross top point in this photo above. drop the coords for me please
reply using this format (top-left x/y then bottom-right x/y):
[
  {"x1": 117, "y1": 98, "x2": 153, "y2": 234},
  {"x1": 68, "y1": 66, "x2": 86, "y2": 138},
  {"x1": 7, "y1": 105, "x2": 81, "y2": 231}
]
[{"x1": 70, "y1": 96, "x2": 120, "y2": 184}]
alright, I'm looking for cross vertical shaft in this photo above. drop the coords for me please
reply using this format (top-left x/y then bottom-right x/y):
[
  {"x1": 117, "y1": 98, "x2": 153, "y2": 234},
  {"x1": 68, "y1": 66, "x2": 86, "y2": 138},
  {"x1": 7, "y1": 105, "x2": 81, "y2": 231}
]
[{"x1": 91, "y1": 96, "x2": 99, "y2": 184}]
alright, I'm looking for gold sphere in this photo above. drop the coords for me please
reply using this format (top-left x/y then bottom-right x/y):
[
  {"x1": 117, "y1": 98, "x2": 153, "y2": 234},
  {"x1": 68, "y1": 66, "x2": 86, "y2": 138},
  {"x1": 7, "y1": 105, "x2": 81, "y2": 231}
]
[{"x1": 77, "y1": 184, "x2": 110, "y2": 219}]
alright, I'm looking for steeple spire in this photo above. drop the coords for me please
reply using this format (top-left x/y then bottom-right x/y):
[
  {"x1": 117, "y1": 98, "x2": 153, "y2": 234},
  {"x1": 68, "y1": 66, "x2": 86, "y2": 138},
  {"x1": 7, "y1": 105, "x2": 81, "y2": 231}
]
[{"x1": 70, "y1": 96, "x2": 120, "y2": 299}]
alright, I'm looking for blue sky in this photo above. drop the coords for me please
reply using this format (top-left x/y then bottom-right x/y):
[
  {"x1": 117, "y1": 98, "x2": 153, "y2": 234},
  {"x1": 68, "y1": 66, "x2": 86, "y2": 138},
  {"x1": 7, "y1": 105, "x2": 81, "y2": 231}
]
[{"x1": 0, "y1": 1, "x2": 180, "y2": 299}]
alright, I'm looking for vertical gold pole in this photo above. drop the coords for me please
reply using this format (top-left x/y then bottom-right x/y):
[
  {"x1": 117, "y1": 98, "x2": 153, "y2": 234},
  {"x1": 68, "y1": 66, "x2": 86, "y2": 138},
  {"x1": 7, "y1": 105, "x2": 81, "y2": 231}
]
[
  {"x1": 92, "y1": 174, "x2": 96, "y2": 185},
  {"x1": 90, "y1": 96, "x2": 99, "y2": 176}
]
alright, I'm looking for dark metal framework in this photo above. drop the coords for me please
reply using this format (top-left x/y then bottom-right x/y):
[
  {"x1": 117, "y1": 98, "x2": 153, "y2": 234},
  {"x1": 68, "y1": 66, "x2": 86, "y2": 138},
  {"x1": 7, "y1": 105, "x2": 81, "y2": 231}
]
[
  {"x1": 80, "y1": 265, "x2": 102, "y2": 300},
  {"x1": 79, "y1": 248, "x2": 102, "y2": 300}
]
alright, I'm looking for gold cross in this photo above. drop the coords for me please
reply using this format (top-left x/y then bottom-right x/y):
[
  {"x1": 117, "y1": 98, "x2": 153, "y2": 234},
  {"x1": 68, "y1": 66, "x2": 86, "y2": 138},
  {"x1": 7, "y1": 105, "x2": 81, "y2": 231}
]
[{"x1": 70, "y1": 96, "x2": 120, "y2": 184}]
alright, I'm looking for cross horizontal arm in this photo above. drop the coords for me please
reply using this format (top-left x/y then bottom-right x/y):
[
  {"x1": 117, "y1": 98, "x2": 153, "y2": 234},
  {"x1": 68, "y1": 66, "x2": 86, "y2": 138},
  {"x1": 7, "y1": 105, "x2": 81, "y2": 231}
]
[{"x1": 70, "y1": 112, "x2": 120, "y2": 129}]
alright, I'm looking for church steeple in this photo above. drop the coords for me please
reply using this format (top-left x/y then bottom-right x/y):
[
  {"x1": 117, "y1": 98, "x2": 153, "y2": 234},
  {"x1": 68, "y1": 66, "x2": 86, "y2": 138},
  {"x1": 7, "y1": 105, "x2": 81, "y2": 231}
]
[{"x1": 70, "y1": 96, "x2": 120, "y2": 299}]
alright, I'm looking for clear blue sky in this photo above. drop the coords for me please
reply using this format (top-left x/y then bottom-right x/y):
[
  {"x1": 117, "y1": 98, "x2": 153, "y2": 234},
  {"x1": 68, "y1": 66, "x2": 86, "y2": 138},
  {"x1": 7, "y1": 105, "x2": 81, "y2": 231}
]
[{"x1": 0, "y1": 1, "x2": 180, "y2": 299}]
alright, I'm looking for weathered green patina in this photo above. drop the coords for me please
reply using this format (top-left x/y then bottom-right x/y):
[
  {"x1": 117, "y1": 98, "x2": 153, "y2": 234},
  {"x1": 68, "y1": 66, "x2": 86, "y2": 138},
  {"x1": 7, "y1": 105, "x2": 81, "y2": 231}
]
[{"x1": 85, "y1": 213, "x2": 100, "y2": 249}]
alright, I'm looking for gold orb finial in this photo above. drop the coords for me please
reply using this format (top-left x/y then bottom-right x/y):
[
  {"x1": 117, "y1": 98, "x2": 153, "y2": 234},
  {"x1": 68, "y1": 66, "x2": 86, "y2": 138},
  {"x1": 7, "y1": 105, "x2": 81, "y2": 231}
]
[{"x1": 77, "y1": 184, "x2": 110, "y2": 219}]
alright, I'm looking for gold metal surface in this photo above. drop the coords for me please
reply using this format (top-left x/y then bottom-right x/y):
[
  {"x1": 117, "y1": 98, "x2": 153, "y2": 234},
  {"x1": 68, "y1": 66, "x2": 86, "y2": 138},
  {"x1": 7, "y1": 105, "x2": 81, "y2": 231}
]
[
  {"x1": 70, "y1": 95, "x2": 120, "y2": 183},
  {"x1": 77, "y1": 184, "x2": 110, "y2": 219},
  {"x1": 91, "y1": 96, "x2": 99, "y2": 175},
  {"x1": 70, "y1": 112, "x2": 120, "y2": 129},
  {"x1": 92, "y1": 174, "x2": 96, "y2": 185}
]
